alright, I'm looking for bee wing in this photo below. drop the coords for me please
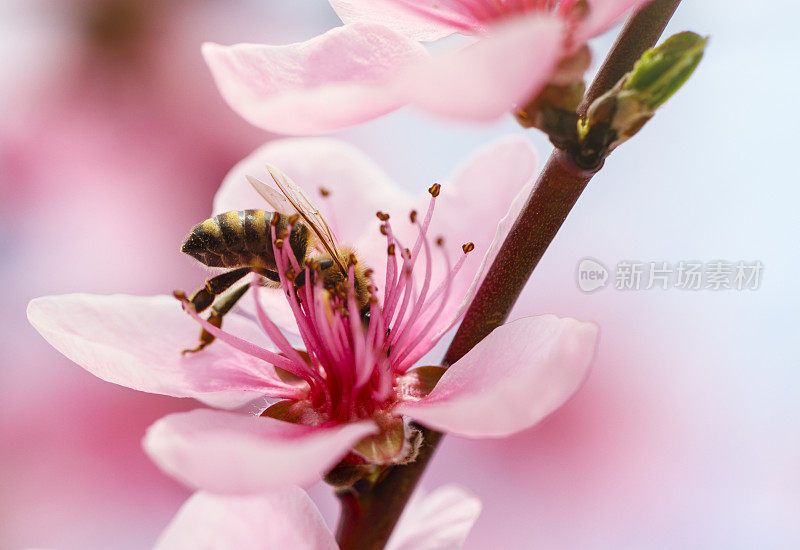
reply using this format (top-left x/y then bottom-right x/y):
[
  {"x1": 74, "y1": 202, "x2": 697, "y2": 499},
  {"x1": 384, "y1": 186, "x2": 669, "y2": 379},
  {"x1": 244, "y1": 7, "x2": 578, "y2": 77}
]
[
  {"x1": 246, "y1": 175, "x2": 295, "y2": 215},
  {"x1": 264, "y1": 164, "x2": 346, "y2": 272}
]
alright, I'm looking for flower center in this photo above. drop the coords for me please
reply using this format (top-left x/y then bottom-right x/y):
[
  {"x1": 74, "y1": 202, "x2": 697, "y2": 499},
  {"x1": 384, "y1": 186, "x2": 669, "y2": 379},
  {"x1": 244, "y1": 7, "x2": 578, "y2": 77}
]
[{"x1": 180, "y1": 184, "x2": 474, "y2": 424}]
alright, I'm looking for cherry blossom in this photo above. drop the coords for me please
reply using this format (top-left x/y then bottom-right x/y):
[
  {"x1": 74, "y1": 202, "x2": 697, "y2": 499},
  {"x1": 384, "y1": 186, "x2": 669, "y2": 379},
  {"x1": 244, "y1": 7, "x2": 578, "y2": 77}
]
[
  {"x1": 155, "y1": 484, "x2": 481, "y2": 550},
  {"x1": 28, "y1": 136, "x2": 598, "y2": 495},
  {"x1": 203, "y1": 0, "x2": 651, "y2": 134}
]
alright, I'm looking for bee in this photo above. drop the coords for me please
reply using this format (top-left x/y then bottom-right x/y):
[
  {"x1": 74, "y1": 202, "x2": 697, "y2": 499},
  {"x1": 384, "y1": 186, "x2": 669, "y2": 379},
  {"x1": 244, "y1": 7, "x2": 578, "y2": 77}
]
[{"x1": 178, "y1": 165, "x2": 371, "y2": 354}]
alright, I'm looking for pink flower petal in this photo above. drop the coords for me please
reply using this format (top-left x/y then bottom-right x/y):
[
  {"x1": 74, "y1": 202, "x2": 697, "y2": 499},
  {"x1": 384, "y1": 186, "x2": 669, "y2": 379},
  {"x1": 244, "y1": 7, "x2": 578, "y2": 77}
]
[
  {"x1": 155, "y1": 488, "x2": 337, "y2": 550},
  {"x1": 396, "y1": 316, "x2": 599, "y2": 437},
  {"x1": 387, "y1": 485, "x2": 481, "y2": 550},
  {"x1": 27, "y1": 294, "x2": 281, "y2": 405},
  {"x1": 395, "y1": 13, "x2": 564, "y2": 120},
  {"x1": 426, "y1": 135, "x2": 539, "y2": 335},
  {"x1": 576, "y1": 0, "x2": 653, "y2": 44},
  {"x1": 213, "y1": 138, "x2": 412, "y2": 248},
  {"x1": 143, "y1": 408, "x2": 377, "y2": 494},
  {"x1": 329, "y1": 0, "x2": 464, "y2": 42},
  {"x1": 202, "y1": 23, "x2": 428, "y2": 135}
]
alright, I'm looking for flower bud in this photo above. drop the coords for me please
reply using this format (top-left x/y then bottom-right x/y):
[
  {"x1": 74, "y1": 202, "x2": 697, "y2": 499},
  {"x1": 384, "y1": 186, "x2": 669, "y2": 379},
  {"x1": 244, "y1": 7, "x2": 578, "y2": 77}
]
[
  {"x1": 579, "y1": 32, "x2": 707, "y2": 153},
  {"x1": 626, "y1": 31, "x2": 708, "y2": 111},
  {"x1": 515, "y1": 45, "x2": 591, "y2": 146}
]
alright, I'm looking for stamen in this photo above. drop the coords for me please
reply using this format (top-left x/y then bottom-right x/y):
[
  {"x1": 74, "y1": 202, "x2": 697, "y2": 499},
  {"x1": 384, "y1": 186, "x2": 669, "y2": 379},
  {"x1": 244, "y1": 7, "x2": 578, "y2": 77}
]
[
  {"x1": 249, "y1": 274, "x2": 320, "y2": 386},
  {"x1": 398, "y1": 246, "x2": 475, "y2": 370},
  {"x1": 176, "y1": 295, "x2": 303, "y2": 383},
  {"x1": 387, "y1": 214, "x2": 435, "y2": 354},
  {"x1": 393, "y1": 241, "x2": 456, "y2": 371}
]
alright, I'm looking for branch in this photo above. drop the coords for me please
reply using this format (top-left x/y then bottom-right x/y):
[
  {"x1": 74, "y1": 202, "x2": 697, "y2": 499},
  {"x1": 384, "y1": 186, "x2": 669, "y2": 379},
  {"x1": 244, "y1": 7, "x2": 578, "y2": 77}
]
[{"x1": 336, "y1": 2, "x2": 682, "y2": 548}]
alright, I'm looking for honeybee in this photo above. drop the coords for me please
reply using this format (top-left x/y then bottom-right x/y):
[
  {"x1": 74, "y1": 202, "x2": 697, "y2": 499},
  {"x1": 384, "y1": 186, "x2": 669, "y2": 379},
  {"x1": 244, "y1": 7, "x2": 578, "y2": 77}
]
[{"x1": 177, "y1": 165, "x2": 371, "y2": 354}]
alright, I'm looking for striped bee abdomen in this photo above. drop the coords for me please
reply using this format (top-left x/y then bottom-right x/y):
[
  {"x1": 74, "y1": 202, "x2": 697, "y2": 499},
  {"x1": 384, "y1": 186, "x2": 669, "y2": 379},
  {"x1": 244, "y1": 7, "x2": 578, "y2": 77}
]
[{"x1": 181, "y1": 210, "x2": 308, "y2": 271}]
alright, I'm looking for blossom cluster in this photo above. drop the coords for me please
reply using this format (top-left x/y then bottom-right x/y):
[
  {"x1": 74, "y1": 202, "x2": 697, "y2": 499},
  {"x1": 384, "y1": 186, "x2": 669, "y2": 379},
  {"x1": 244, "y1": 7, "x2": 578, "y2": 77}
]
[
  {"x1": 28, "y1": 137, "x2": 598, "y2": 497},
  {"x1": 22, "y1": 0, "x2": 658, "y2": 545},
  {"x1": 203, "y1": 0, "x2": 651, "y2": 134}
]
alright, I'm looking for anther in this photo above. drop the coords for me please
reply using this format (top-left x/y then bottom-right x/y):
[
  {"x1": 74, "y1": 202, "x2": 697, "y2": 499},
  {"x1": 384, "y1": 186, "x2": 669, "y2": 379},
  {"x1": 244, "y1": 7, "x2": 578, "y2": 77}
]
[
  {"x1": 287, "y1": 214, "x2": 300, "y2": 226},
  {"x1": 275, "y1": 239, "x2": 284, "y2": 249},
  {"x1": 462, "y1": 242, "x2": 475, "y2": 253},
  {"x1": 380, "y1": 224, "x2": 388, "y2": 236},
  {"x1": 403, "y1": 248, "x2": 411, "y2": 258},
  {"x1": 409, "y1": 210, "x2": 418, "y2": 223},
  {"x1": 319, "y1": 187, "x2": 331, "y2": 197},
  {"x1": 376, "y1": 211, "x2": 390, "y2": 221},
  {"x1": 428, "y1": 183, "x2": 441, "y2": 197},
  {"x1": 348, "y1": 253, "x2": 358, "y2": 266},
  {"x1": 435, "y1": 237, "x2": 444, "y2": 246},
  {"x1": 270, "y1": 215, "x2": 279, "y2": 227},
  {"x1": 387, "y1": 244, "x2": 396, "y2": 255},
  {"x1": 285, "y1": 268, "x2": 296, "y2": 282}
]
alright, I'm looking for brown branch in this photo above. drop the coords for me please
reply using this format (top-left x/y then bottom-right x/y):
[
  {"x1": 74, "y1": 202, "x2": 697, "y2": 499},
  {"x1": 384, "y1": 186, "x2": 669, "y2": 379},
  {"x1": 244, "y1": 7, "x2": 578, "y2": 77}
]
[{"x1": 335, "y1": 1, "x2": 682, "y2": 548}]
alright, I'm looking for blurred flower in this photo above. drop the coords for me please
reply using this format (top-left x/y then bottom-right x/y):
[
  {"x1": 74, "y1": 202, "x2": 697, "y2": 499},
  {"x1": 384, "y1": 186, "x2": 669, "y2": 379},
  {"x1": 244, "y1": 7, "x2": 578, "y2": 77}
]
[
  {"x1": 155, "y1": 484, "x2": 481, "y2": 550},
  {"x1": 27, "y1": 136, "x2": 598, "y2": 495},
  {"x1": 202, "y1": 0, "x2": 651, "y2": 134}
]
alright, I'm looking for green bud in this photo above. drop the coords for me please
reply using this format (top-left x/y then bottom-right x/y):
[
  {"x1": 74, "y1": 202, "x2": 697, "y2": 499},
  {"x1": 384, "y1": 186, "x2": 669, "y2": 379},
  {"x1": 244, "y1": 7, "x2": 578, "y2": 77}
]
[
  {"x1": 576, "y1": 31, "x2": 707, "y2": 167},
  {"x1": 625, "y1": 31, "x2": 708, "y2": 110}
]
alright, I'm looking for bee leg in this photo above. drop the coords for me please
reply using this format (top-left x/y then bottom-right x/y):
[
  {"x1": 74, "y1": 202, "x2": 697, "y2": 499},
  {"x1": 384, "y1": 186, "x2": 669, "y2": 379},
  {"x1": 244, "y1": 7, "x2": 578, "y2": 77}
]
[
  {"x1": 293, "y1": 259, "x2": 333, "y2": 289},
  {"x1": 254, "y1": 269, "x2": 280, "y2": 284},
  {"x1": 187, "y1": 267, "x2": 252, "y2": 313},
  {"x1": 183, "y1": 281, "x2": 251, "y2": 355}
]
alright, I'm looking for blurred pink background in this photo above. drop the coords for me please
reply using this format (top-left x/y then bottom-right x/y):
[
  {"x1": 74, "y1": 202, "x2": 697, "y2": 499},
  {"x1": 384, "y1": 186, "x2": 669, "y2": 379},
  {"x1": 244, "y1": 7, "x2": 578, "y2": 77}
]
[{"x1": 2, "y1": 1, "x2": 797, "y2": 549}]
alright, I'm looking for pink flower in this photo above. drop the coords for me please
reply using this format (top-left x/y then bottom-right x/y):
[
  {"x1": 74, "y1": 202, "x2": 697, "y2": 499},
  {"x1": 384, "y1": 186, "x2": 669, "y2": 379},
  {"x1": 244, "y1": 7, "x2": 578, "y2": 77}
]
[
  {"x1": 27, "y1": 136, "x2": 598, "y2": 495},
  {"x1": 203, "y1": 0, "x2": 651, "y2": 134},
  {"x1": 155, "y1": 484, "x2": 481, "y2": 549}
]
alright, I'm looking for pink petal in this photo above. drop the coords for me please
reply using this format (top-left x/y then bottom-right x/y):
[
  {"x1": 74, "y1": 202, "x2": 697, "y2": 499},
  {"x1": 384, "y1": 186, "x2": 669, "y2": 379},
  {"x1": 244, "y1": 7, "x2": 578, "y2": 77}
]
[
  {"x1": 426, "y1": 135, "x2": 539, "y2": 335},
  {"x1": 329, "y1": 0, "x2": 464, "y2": 42},
  {"x1": 213, "y1": 138, "x2": 411, "y2": 248},
  {"x1": 202, "y1": 23, "x2": 428, "y2": 135},
  {"x1": 155, "y1": 488, "x2": 337, "y2": 550},
  {"x1": 387, "y1": 485, "x2": 481, "y2": 550},
  {"x1": 27, "y1": 294, "x2": 279, "y2": 405},
  {"x1": 576, "y1": 0, "x2": 653, "y2": 44},
  {"x1": 396, "y1": 316, "x2": 599, "y2": 438},
  {"x1": 395, "y1": 13, "x2": 564, "y2": 120},
  {"x1": 143, "y1": 408, "x2": 377, "y2": 494}
]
